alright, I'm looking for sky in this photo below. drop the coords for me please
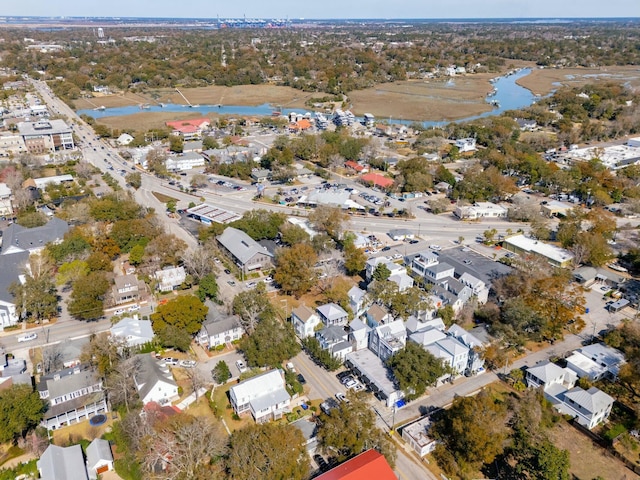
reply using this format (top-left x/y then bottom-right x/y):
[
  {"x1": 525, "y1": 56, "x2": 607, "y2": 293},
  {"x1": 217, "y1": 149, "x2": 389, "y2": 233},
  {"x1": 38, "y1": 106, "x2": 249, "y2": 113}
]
[{"x1": 3, "y1": 0, "x2": 640, "y2": 20}]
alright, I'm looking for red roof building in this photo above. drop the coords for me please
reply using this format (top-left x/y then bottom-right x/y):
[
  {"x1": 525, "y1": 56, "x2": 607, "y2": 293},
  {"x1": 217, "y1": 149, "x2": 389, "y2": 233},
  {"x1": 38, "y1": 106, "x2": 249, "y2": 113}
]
[
  {"x1": 344, "y1": 161, "x2": 368, "y2": 173},
  {"x1": 165, "y1": 118, "x2": 211, "y2": 139},
  {"x1": 360, "y1": 172, "x2": 394, "y2": 189},
  {"x1": 315, "y1": 450, "x2": 396, "y2": 480}
]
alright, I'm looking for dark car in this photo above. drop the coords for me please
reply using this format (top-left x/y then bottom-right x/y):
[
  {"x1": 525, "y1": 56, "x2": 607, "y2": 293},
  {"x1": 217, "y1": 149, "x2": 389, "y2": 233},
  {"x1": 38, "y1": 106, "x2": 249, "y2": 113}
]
[
  {"x1": 409, "y1": 239, "x2": 419, "y2": 244},
  {"x1": 382, "y1": 246, "x2": 391, "y2": 251},
  {"x1": 297, "y1": 374, "x2": 307, "y2": 385},
  {"x1": 224, "y1": 269, "x2": 231, "y2": 275}
]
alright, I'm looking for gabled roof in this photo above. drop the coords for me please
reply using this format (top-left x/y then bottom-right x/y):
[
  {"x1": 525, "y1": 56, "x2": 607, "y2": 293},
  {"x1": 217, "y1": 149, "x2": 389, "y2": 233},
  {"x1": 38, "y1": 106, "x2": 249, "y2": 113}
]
[
  {"x1": 166, "y1": 118, "x2": 210, "y2": 131},
  {"x1": 315, "y1": 449, "x2": 396, "y2": 480},
  {"x1": 292, "y1": 304, "x2": 318, "y2": 323},
  {"x1": 526, "y1": 360, "x2": 566, "y2": 383},
  {"x1": 0, "y1": 251, "x2": 29, "y2": 303},
  {"x1": 201, "y1": 312, "x2": 243, "y2": 337},
  {"x1": 230, "y1": 369, "x2": 287, "y2": 402},
  {"x1": 410, "y1": 327, "x2": 447, "y2": 347},
  {"x1": 1, "y1": 217, "x2": 69, "y2": 255},
  {"x1": 447, "y1": 324, "x2": 484, "y2": 348},
  {"x1": 38, "y1": 444, "x2": 88, "y2": 480},
  {"x1": 563, "y1": 386, "x2": 614, "y2": 414},
  {"x1": 110, "y1": 317, "x2": 154, "y2": 345},
  {"x1": 134, "y1": 354, "x2": 177, "y2": 402},
  {"x1": 217, "y1": 227, "x2": 273, "y2": 264},
  {"x1": 318, "y1": 325, "x2": 349, "y2": 343},
  {"x1": 348, "y1": 286, "x2": 366, "y2": 304},
  {"x1": 86, "y1": 438, "x2": 113, "y2": 469},
  {"x1": 366, "y1": 304, "x2": 391, "y2": 323}
]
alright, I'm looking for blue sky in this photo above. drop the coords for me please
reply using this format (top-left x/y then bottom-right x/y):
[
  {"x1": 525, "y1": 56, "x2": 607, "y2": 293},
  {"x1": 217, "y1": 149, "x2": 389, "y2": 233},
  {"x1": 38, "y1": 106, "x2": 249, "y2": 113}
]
[{"x1": 4, "y1": 0, "x2": 640, "y2": 19}]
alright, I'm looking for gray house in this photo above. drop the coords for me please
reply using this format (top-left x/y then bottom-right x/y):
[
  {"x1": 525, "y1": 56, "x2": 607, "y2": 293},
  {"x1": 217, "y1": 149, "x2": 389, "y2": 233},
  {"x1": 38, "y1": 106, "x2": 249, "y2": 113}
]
[
  {"x1": 0, "y1": 251, "x2": 29, "y2": 331},
  {"x1": 217, "y1": 227, "x2": 273, "y2": 275},
  {"x1": 197, "y1": 309, "x2": 245, "y2": 348},
  {"x1": 316, "y1": 303, "x2": 349, "y2": 327},
  {"x1": 86, "y1": 438, "x2": 114, "y2": 479},
  {"x1": 1, "y1": 217, "x2": 68, "y2": 255}
]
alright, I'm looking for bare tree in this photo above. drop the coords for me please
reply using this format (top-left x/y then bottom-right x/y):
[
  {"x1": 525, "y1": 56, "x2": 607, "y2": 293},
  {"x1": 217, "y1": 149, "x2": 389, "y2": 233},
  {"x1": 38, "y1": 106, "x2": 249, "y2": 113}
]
[
  {"x1": 42, "y1": 344, "x2": 64, "y2": 374},
  {"x1": 181, "y1": 246, "x2": 217, "y2": 282},
  {"x1": 182, "y1": 366, "x2": 206, "y2": 401},
  {"x1": 106, "y1": 356, "x2": 141, "y2": 413},
  {"x1": 3, "y1": 168, "x2": 23, "y2": 191}
]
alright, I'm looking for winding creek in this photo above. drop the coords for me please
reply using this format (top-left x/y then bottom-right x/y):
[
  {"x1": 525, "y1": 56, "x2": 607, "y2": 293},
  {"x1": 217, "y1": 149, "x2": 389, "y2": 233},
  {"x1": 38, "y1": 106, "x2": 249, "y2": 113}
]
[{"x1": 77, "y1": 68, "x2": 537, "y2": 127}]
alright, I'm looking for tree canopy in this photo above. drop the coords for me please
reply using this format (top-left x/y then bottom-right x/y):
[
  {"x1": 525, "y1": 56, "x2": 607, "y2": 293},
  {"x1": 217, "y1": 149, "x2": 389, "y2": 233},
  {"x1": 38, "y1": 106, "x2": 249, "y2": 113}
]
[
  {"x1": 0, "y1": 384, "x2": 46, "y2": 443},
  {"x1": 239, "y1": 316, "x2": 301, "y2": 368},
  {"x1": 274, "y1": 243, "x2": 318, "y2": 297},
  {"x1": 387, "y1": 342, "x2": 450, "y2": 400},
  {"x1": 151, "y1": 295, "x2": 208, "y2": 349}
]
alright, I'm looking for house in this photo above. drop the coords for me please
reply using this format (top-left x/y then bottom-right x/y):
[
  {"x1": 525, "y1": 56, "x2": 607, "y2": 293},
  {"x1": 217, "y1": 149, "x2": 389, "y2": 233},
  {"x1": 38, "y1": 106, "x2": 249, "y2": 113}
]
[
  {"x1": 18, "y1": 119, "x2": 75, "y2": 154},
  {"x1": 424, "y1": 262, "x2": 456, "y2": 283},
  {"x1": 154, "y1": 266, "x2": 186, "y2": 292},
  {"x1": 1, "y1": 217, "x2": 68, "y2": 255},
  {"x1": 546, "y1": 385, "x2": 615, "y2": 430},
  {"x1": 402, "y1": 416, "x2": 437, "y2": 457},
  {"x1": 0, "y1": 183, "x2": 12, "y2": 216},
  {"x1": 291, "y1": 417, "x2": 318, "y2": 453},
  {"x1": 291, "y1": 304, "x2": 322, "y2": 339},
  {"x1": 166, "y1": 118, "x2": 210, "y2": 140},
  {"x1": 183, "y1": 140, "x2": 203, "y2": 153},
  {"x1": 134, "y1": 354, "x2": 179, "y2": 406},
  {"x1": 447, "y1": 324, "x2": 485, "y2": 375},
  {"x1": 388, "y1": 228, "x2": 414, "y2": 241},
  {"x1": 458, "y1": 272, "x2": 489, "y2": 304},
  {"x1": 0, "y1": 251, "x2": 29, "y2": 330},
  {"x1": 348, "y1": 286, "x2": 367, "y2": 318},
  {"x1": 112, "y1": 274, "x2": 144, "y2": 305},
  {"x1": 503, "y1": 234, "x2": 574, "y2": 268},
  {"x1": 37, "y1": 364, "x2": 107, "y2": 430},
  {"x1": 110, "y1": 316, "x2": 154, "y2": 348},
  {"x1": 229, "y1": 369, "x2": 291, "y2": 423},
  {"x1": 388, "y1": 271, "x2": 414, "y2": 292},
  {"x1": 349, "y1": 318, "x2": 371, "y2": 351},
  {"x1": 0, "y1": 350, "x2": 28, "y2": 386},
  {"x1": 317, "y1": 303, "x2": 349, "y2": 327},
  {"x1": 365, "y1": 304, "x2": 394, "y2": 328},
  {"x1": 38, "y1": 444, "x2": 88, "y2": 480},
  {"x1": 197, "y1": 309, "x2": 245, "y2": 348},
  {"x1": 86, "y1": 438, "x2": 114, "y2": 480},
  {"x1": 365, "y1": 256, "x2": 405, "y2": 281},
  {"x1": 316, "y1": 325, "x2": 352, "y2": 360},
  {"x1": 360, "y1": 172, "x2": 394, "y2": 190},
  {"x1": 424, "y1": 336, "x2": 470, "y2": 378},
  {"x1": 454, "y1": 137, "x2": 477, "y2": 153},
  {"x1": 454, "y1": 202, "x2": 508, "y2": 220},
  {"x1": 565, "y1": 343, "x2": 626, "y2": 381},
  {"x1": 251, "y1": 168, "x2": 271, "y2": 183},
  {"x1": 369, "y1": 320, "x2": 406, "y2": 361},
  {"x1": 516, "y1": 118, "x2": 538, "y2": 132},
  {"x1": 344, "y1": 161, "x2": 369, "y2": 174},
  {"x1": 410, "y1": 251, "x2": 439, "y2": 277},
  {"x1": 28, "y1": 175, "x2": 75, "y2": 190},
  {"x1": 314, "y1": 449, "x2": 396, "y2": 480},
  {"x1": 116, "y1": 133, "x2": 134, "y2": 146},
  {"x1": 525, "y1": 360, "x2": 577, "y2": 390},
  {"x1": 165, "y1": 152, "x2": 205, "y2": 171},
  {"x1": 217, "y1": 227, "x2": 273, "y2": 275}
]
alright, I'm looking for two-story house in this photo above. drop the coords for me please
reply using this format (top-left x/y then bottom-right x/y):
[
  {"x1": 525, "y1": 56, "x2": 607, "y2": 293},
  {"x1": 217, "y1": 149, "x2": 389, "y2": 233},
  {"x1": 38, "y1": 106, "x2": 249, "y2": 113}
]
[
  {"x1": 316, "y1": 325, "x2": 352, "y2": 360},
  {"x1": 291, "y1": 305, "x2": 322, "y2": 339},
  {"x1": 525, "y1": 360, "x2": 577, "y2": 390},
  {"x1": 133, "y1": 354, "x2": 179, "y2": 406},
  {"x1": 154, "y1": 266, "x2": 186, "y2": 292},
  {"x1": 365, "y1": 304, "x2": 394, "y2": 328},
  {"x1": 458, "y1": 272, "x2": 489, "y2": 304},
  {"x1": 349, "y1": 318, "x2": 371, "y2": 351},
  {"x1": 197, "y1": 311, "x2": 245, "y2": 349},
  {"x1": 317, "y1": 303, "x2": 348, "y2": 327},
  {"x1": 112, "y1": 274, "x2": 144, "y2": 305},
  {"x1": 348, "y1": 286, "x2": 367, "y2": 318},
  {"x1": 217, "y1": 227, "x2": 273, "y2": 275},
  {"x1": 229, "y1": 369, "x2": 291, "y2": 423},
  {"x1": 369, "y1": 320, "x2": 406, "y2": 361},
  {"x1": 565, "y1": 343, "x2": 626, "y2": 382},
  {"x1": 447, "y1": 324, "x2": 485, "y2": 375},
  {"x1": 37, "y1": 364, "x2": 107, "y2": 430}
]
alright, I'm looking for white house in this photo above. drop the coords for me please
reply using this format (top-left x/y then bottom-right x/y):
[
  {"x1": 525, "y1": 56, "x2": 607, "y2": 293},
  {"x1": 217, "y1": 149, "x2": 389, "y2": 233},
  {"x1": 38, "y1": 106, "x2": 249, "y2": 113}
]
[
  {"x1": 291, "y1": 305, "x2": 322, "y2": 339},
  {"x1": 317, "y1": 303, "x2": 349, "y2": 327},
  {"x1": 424, "y1": 337, "x2": 469, "y2": 378},
  {"x1": 165, "y1": 152, "x2": 205, "y2": 171},
  {"x1": 229, "y1": 369, "x2": 291, "y2": 423},
  {"x1": 348, "y1": 286, "x2": 367, "y2": 318},
  {"x1": 0, "y1": 183, "x2": 12, "y2": 216},
  {"x1": 349, "y1": 318, "x2": 371, "y2": 351},
  {"x1": 447, "y1": 324, "x2": 485, "y2": 375},
  {"x1": 565, "y1": 343, "x2": 626, "y2": 382},
  {"x1": 86, "y1": 438, "x2": 114, "y2": 480},
  {"x1": 38, "y1": 444, "x2": 88, "y2": 480},
  {"x1": 525, "y1": 360, "x2": 577, "y2": 390},
  {"x1": 197, "y1": 311, "x2": 245, "y2": 348},
  {"x1": 454, "y1": 202, "x2": 508, "y2": 220},
  {"x1": 402, "y1": 416, "x2": 437, "y2": 457},
  {"x1": 454, "y1": 137, "x2": 477, "y2": 153},
  {"x1": 116, "y1": 133, "x2": 134, "y2": 146},
  {"x1": 369, "y1": 320, "x2": 406, "y2": 361},
  {"x1": 458, "y1": 272, "x2": 489, "y2": 304},
  {"x1": 110, "y1": 316, "x2": 154, "y2": 348},
  {"x1": 546, "y1": 385, "x2": 615, "y2": 430},
  {"x1": 134, "y1": 354, "x2": 179, "y2": 406},
  {"x1": 316, "y1": 325, "x2": 352, "y2": 360},
  {"x1": 154, "y1": 266, "x2": 186, "y2": 292}
]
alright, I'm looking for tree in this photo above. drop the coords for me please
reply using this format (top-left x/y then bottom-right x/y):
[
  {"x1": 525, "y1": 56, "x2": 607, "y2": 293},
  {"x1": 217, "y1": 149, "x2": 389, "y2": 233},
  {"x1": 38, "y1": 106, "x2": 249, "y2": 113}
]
[
  {"x1": 343, "y1": 236, "x2": 367, "y2": 276},
  {"x1": 181, "y1": 245, "x2": 218, "y2": 282},
  {"x1": 0, "y1": 384, "x2": 46, "y2": 443},
  {"x1": 239, "y1": 316, "x2": 300, "y2": 368},
  {"x1": 387, "y1": 342, "x2": 450, "y2": 400},
  {"x1": 309, "y1": 205, "x2": 347, "y2": 240},
  {"x1": 67, "y1": 271, "x2": 110, "y2": 321},
  {"x1": 106, "y1": 356, "x2": 140, "y2": 413},
  {"x1": 151, "y1": 295, "x2": 208, "y2": 347},
  {"x1": 438, "y1": 305, "x2": 455, "y2": 327},
  {"x1": 372, "y1": 263, "x2": 391, "y2": 282},
  {"x1": 232, "y1": 283, "x2": 275, "y2": 334},
  {"x1": 227, "y1": 423, "x2": 310, "y2": 480},
  {"x1": 196, "y1": 273, "x2": 219, "y2": 302},
  {"x1": 432, "y1": 390, "x2": 509, "y2": 474},
  {"x1": 143, "y1": 413, "x2": 227, "y2": 479},
  {"x1": 301, "y1": 337, "x2": 342, "y2": 371},
  {"x1": 279, "y1": 223, "x2": 310, "y2": 247},
  {"x1": 317, "y1": 394, "x2": 396, "y2": 467},
  {"x1": 230, "y1": 209, "x2": 285, "y2": 240},
  {"x1": 168, "y1": 134, "x2": 184, "y2": 153},
  {"x1": 125, "y1": 171, "x2": 142, "y2": 189},
  {"x1": 212, "y1": 360, "x2": 231, "y2": 384},
  {"x1": 55, "y1": 259, "x2": 89, "y2": 286},
  {"x1": 9, "y1": 274, "x2": 58, "y2": 324},
  {"x1": 274, "y1": 244, "x2": 318, "y2": 297}
]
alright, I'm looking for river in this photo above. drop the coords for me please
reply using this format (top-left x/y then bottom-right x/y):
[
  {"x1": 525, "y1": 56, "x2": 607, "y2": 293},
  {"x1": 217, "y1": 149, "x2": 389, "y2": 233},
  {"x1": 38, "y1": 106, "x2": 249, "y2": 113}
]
[{"x1": 77, "y1": 68, "x2": 537, "y2": 127}]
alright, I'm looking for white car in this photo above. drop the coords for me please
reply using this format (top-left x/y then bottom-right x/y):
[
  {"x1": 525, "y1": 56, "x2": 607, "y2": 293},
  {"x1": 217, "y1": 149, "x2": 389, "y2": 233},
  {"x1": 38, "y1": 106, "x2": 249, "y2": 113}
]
[
  {"x1": 392, "y1": 253, "x2": 403, "y2": 260},
  {"x1": 286, "y1": 362, "x2": 296, "y2": 373},
  {"x1": 179, "y1": 360, "x2": 196, "y2": 368},
  {"x1": 162, "y1": 357, "x2": 179, "y2": 365},
  {"x1": 335, "y1": 392, "x2": 350, "y2": 404},
  {"x1": 429, "y1": 244, "x2": 442, "y2": 251},
  {"x1": 236, "y1": 360, "x2": 248, "y2": 373},
  {"x1": 128, "y1": 305, "x2": 140, "y2": 312},
  {"x1": 114, "y1": 308, "x2": 126, "y2": 315},
  {"x1": 17, "y1": 332, "x2": 38, "y2": 343},
  {"x1": 246, "y1": 281, "x2": 257, "y2": 288}
]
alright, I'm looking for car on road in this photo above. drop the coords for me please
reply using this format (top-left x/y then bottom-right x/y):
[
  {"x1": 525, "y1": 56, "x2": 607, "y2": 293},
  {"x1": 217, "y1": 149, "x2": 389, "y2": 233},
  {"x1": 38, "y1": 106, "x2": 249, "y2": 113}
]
[
  {"x1": 179, "y1": 360, "x2": 196, "y2": 368},
  {"x1": 429, "y1": 244, "x2": 442, "y2": 251},
  {"x1": 382, "y1": 246, "x2": 391, "y2": 251},
  {"x1": 224, "y1": 269, "x2": 231, "y2": 275},
  {"x1": 236, "y1": 360, "x2": 248, "y2": 373},
  {"x1": 246, "y1": 281, "x2": 257, "y2": 288},
  {"x1": 297, "y1": 373, "x2": 307, "y2": 385},
  {"x1": 409, "y1": 239, "x2": 420, "y2": 244},
  {"x1": 227, "y1": 280, "x2": 236, "y2": 286},
  {"x1": 392, "y1": 253, "x2": 403, "y2": 260},
  {"x1": 17, "y1": 332, "x2": 38, "y2": 343},
  {"x1": 286, "y1": 362, "x2": 296, "y2": 373},
  {"x1": 163, "y1": 357, "x2": 179, "y2": 365},
  {"x1": 114, "y1": 309, "x2": 126, "y2": 315},
  {"x1": 463, "y1": 259, "x2": 473, "y2": 265},
  {"x1": 335, "y1": 392, "x2": 350, "y2": 404}
]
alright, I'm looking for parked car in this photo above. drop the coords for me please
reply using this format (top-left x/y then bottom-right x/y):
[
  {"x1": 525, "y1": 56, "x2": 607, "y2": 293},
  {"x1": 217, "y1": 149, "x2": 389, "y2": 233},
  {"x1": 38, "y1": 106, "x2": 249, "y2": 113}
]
[
  {"x1": 335, "y1": 392, "x2": 350, "y2": 404},
  {"x1": 179, "y1": 360, "x2": 196, "y2": 368},
  {"x1": 128, "y1": 305, "x2": 140, "y2": 312},
  {"x1": 297, "y1": 374, "x2": 307, "y2": 385},
  {"x1": 224, "y1": 269, "x2": 231, "y2": 275},
  {"x1": 345, "y1": 379, "x2": 358, "y2": 389},
  {"x1": 114, "y1": 309, "x2": 126, "y2": 315},
  {"x1": 246, "y1": 281, "x2": 257, "y2": 288},
  {"x1": 236, "y1": 360, "x2": 248, "y2": 373},
  {"x1": 17, "y1": 332, "x2": 38, "y2": 343},
  {"x1": 352, "y1": 383, "x2": 365, "y2": 393},
  {"x1": 227, "y1": 280, "x2": 236, "y2": 286},
  {"x1": 163, "y1": 357, "x2": 179, "y2": 365},
  {"x1": 409, "y1": 239, "x2": 420, "y2": 244},
  {"x1": 429, "y1": 244, "x2": 442, "y2": 251},
  {"x1": 382, "y1": 246, "x2": 391, "y2": 251}
]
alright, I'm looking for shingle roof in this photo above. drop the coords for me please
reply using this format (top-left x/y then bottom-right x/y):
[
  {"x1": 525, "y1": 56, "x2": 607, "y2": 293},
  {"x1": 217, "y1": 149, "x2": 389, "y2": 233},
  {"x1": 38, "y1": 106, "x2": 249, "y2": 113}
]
[
  {"x1": 292, "y1": 304, "x2": 317, "y2": 323},
  {"x1": 1, "y1": 217, "x2": 68, "y2": 254},
  {"x1": 0, "y1": 251, "x2": 28, "y2": 302},
  {"x1": 202, "y1": 313, "x2": 242, "y2": 337},
  {"x1": 217, "y1": 227, "x2": 273, "y2": 264},
  {"x1": 86, "y1": 438, "x2": 113, "y2": 470},
  {"x1": 38, "y1": 444, "x2": 88, "y2": 480},
  {"x1": 134, "y1": 354, "x2": 177, "y2": 402}
]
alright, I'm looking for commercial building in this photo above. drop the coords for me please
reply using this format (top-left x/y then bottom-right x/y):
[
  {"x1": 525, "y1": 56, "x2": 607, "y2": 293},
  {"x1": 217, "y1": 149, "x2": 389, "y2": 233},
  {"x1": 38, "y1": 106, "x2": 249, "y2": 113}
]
[
  {"x1": 217, "y1": 227, "x2": 274, "y2": 275},
  {"x1": 17, "y1": 120, "x2": 74, "y2": 154},
  {"x1": 503, "y1": 234, "x2": 574, "y2": 268},
  {"x1": 454, "y1": 202, "x2": 508, "y2": 220},
  {"x1": 345, "y1": 349, "x2": 404, "y2": 408}
]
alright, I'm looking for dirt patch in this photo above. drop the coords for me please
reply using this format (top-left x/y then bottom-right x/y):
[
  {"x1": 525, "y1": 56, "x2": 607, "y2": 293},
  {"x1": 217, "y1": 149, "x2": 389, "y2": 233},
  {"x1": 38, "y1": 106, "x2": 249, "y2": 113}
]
[
  {"x1": 548, "y1": 421, "x2": 633, "y2": 480},
  {"x1": 348, "y1": 73, "x2": 498, "y2": 122},
  {"x1": 97, "y1": 111, "x2": 210, "y2": 132},
  {"x1": 74, "y1": 92, "x2": 153, "y2": 109},
  {"x1": 517, "y1": 66, "x2": 640, "y2": 97}
]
